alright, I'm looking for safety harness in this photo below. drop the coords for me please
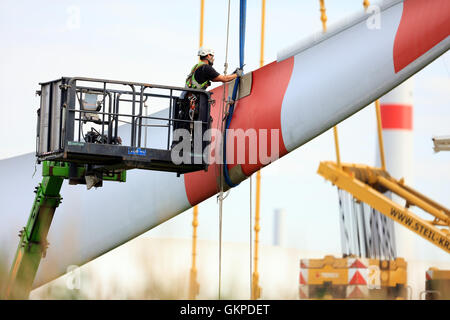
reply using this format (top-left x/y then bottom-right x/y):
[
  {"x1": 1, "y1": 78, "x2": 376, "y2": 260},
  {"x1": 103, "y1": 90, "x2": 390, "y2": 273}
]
[{"x1": 185, "y1": 61, "x2": 210, "y2": 89}]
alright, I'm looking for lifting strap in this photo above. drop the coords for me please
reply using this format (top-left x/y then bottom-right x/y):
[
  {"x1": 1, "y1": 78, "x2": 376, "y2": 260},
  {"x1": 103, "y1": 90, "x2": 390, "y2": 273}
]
[
  {"x1": 216, "y1": 0, "x2": 247, "y2": 300},
  {"x1": 223, "y1": 0, "x2": 247, "y2": 188}
]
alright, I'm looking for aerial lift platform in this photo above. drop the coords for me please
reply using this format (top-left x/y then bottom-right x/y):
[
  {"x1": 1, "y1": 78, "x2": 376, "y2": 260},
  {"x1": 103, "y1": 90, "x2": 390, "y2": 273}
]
[
  {"x1": 36, "y1": 77, "x2": 212, "y2": 175},
  {"x1": 3, "y1": 77, "x2": 213, "y2": 299}
]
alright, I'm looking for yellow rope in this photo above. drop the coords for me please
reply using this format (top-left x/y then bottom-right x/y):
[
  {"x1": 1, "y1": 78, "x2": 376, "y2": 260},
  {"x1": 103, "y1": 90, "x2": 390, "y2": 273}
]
[
  {"x1": 363, "y1": 0, "x2": 370, "y2": 10},
  {"x1": 375, "y1": 100, "x2": 386, "y2": 170},
  {"x1": 199, "y1": 0, "x2": 204, "y2": 47},
  {"x1": 251, "y1": 0, "x2": 265, "y2": 300},
  {"x1": 189, "y1": 205, "x2": 199, "y2": 299},
  {"x1": 188, "y1": 0, "x2": 205, "y2": 300},
  {"x1": 319, "y1": 0, "x2": 327, "y2": 32},
  {"x1": 259, "y1": 0, "x2": 266, "y2": 67},
  {"x1": 252, "y1": 170, "x2": 262, "y2": 299}
]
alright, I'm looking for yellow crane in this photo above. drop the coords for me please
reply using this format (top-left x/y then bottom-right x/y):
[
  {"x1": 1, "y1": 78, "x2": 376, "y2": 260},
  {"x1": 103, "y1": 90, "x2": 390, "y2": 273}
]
[{"x1": 317, "y1": 161, "x2": 450, "y2": 254}]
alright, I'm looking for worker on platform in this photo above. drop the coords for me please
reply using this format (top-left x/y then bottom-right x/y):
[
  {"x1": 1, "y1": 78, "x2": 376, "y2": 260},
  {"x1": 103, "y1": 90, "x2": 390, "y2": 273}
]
[
  {"x1": 185, "y1": 47, "x2": 243, "y2": 90},
  {"x1": 173, "y1": 47, "x2": 242, "y2": 150}
]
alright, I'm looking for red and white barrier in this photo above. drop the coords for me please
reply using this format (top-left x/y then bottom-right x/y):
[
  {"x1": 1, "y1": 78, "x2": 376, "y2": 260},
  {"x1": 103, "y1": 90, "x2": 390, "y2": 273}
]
[
  {"x1": 299, "y1": 259, "x2": 309, "y2": 286},
  {"x1": 299, "y1": 259, "x2": 309, "y2": 299},
  {"x1": 347, "y1": 258, "x2": 369, "y2": 299}
]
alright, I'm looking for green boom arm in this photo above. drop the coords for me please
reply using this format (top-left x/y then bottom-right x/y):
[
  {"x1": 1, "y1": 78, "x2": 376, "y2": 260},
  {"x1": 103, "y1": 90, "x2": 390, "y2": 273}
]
[
  {"x1": 3, "y1": 174, "x2": 64, "y2": 299},
  {"x1": 3, "y1": 161, "x2": 126, "y2": 299}
]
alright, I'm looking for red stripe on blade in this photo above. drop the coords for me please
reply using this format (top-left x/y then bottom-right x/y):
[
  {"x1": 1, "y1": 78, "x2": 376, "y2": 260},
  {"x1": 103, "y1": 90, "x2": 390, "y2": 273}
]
[
  {"x1": 184, "y1": 58, "x2": 294, "y2": 206},
  {"x1": 227, "y1": 59, "x2": 294, "y2": 176},
  {"x1": 393, "y1": 0, "x2": 450, "y2": 73}
]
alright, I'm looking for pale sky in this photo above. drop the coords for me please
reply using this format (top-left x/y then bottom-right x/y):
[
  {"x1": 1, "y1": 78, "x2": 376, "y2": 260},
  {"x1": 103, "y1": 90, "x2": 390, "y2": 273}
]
[{"x1": 1, "y1": 0, "x2": 449, "y2": 262}]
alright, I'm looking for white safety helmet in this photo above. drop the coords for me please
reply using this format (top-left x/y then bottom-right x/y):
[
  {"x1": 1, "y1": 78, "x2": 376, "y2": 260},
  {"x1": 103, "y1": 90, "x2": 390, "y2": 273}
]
[{"x1": 197, "y1": 47, "x2": 214, "y2": 57}]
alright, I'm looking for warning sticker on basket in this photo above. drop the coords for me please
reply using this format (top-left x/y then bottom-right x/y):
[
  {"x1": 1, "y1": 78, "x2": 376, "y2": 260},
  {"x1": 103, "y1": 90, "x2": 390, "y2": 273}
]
[
  {"x1": 128, "y1": 147, "x2": 146, "y2": 156},
  {"x1": 68, "y1": 141, "x2": 85, "y2": 147}
]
